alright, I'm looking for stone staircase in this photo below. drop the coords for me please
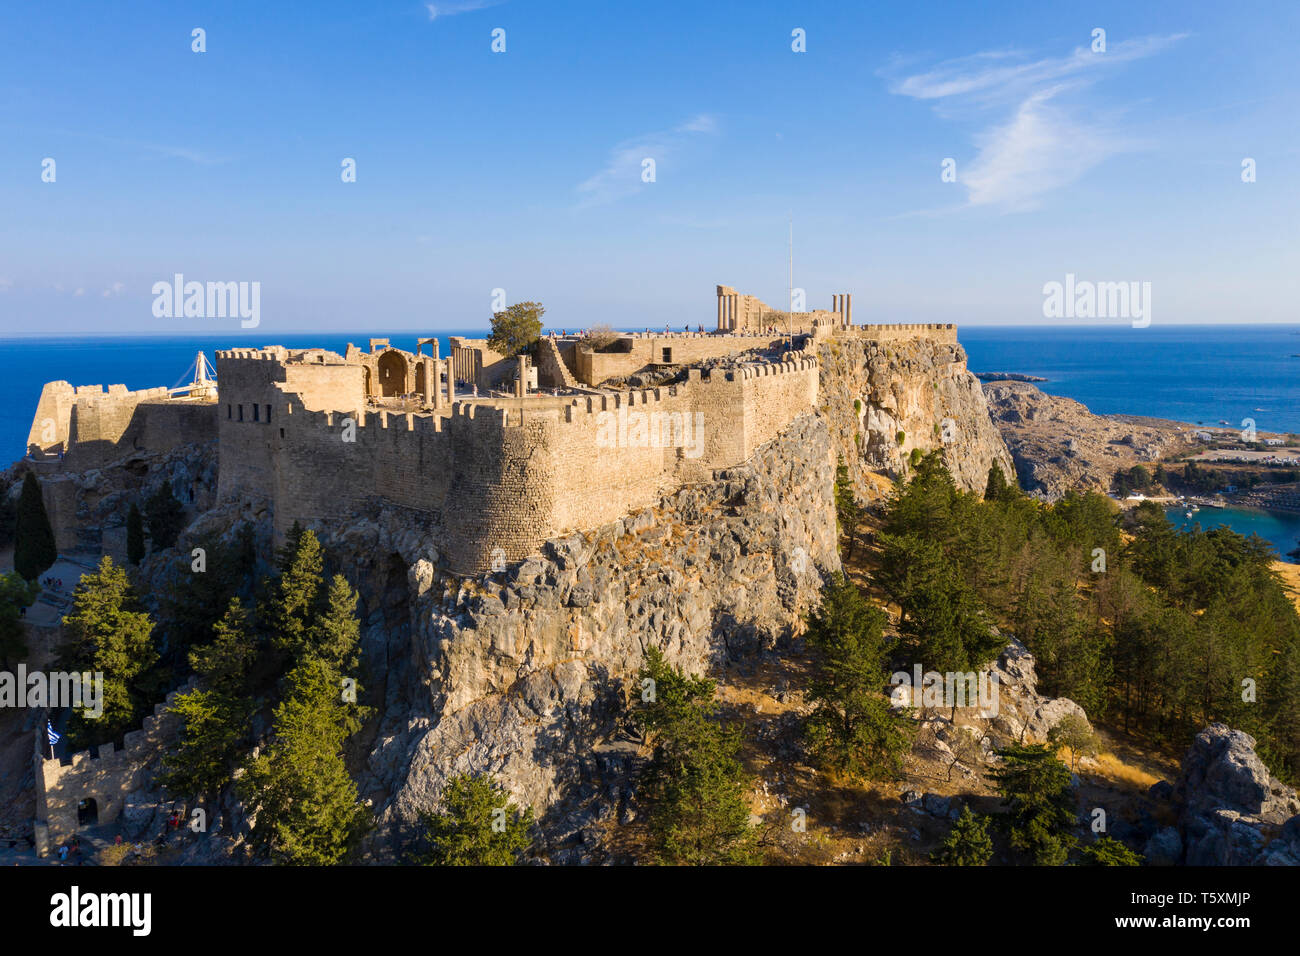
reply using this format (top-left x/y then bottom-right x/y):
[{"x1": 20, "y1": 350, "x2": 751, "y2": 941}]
[{"x1": 538, "y1": 337, "x2": 580, "y2": 389}]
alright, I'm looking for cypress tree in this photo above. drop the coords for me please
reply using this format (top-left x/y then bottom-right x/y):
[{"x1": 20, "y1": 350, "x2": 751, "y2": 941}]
[
  {"x1": 126, "y1": 503, "x2": 145, "y2": 565},
  {"x1": 984, "y1": 461, "x2": 1014, "y2": 501},
  {"x1": 144, "y1": 484, "x2": 186, "y2": 550},
  {"x1": 14, "y1": 472, "x2": 56, "y2": 582}
]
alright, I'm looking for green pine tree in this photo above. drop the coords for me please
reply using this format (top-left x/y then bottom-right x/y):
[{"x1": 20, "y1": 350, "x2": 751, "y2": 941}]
[
  {"x1": 991, "y1": 743, "x2": 1078, "y2": 865},
  {"x1": 309, "y1": 574, "x2": 362, "y2": 675},
  {"x1": 160, "y1": 686, "x2": 250, "y2": 798},
  {"x1": 931, "y1": 806, "x2": 993, "y2": 865},
  {"x1": 419, "y1": 773, "x2": 534, "y2": 865},
  {"x1": 803, "y1": 574, "x2": 913, "y2": 781},
  {"x1": 239, "y1": 656, "x2": 370, "y2": 865},
  {"x1": 58, "y1": 556, "x2": 159, "y2": 749},
  {"x1": 1080, "y1": 835, "x2": 1143, "y2": 865},
  {"x1": 265, "y1": 526, "x2": 326, "y2": 661},
  {"x1": 14, "y1": 472, "x2": 56, "y2": 582},
  {"x1": 126, "y1": 503, "x2": 145, "y2": 565},
  {"x1": 164, "y1": 596, "x2": 261, "y2": 798},
  {"x1": 635, "y1": 647, "x2": 759, "y2": 865},
  {"x1": 0, "y1": 572, "x2": 39, "y2": 667}
]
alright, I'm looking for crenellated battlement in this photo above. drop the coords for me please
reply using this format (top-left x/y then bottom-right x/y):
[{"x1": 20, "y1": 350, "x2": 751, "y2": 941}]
[
  {"x1": 34, "y1": 679, "x2": 198, "y2": 846},
  {"x1": 27, "y1": 284, "x2": 951, "y2": 575},
  {"x1": 215, "y1": 345, "x2": 821, "y2": 572}
]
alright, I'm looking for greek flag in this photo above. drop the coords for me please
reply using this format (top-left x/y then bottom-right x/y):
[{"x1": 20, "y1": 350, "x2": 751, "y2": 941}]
[{"x1": 46, "y1": 721, "x2": 60, "y2": 746}]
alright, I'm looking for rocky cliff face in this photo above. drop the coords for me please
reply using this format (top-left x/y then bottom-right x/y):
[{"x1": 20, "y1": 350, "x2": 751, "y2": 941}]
[
  {"x1": 816, "y1": 337, "x2": 1015, "y2": 499},
  {"x1": 313, "y1": 412, "x2": 841, "y2": 861}
]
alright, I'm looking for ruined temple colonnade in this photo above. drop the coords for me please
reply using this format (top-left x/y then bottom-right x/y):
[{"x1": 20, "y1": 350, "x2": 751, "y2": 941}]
[{"x1": 832, "y1": 294, "x2": 853, "y2": 326}]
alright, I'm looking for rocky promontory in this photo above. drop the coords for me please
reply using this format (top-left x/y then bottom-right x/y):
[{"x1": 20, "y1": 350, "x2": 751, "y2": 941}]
[{"x1": 983, "y1": 381, "x2": 1195, "y2": 499}]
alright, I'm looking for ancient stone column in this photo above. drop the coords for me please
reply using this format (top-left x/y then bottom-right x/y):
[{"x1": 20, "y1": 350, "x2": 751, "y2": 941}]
[
  {"x1": 516, "y1": 355, "x2": 528, "y2": 397},
  {"x1": 444, "y1": 356, "x2": 455, "y2": 404},
  {"x1": 846, "y1": 294, "x2": 852, "y2": 326},
  {"x1": 730, "y1": 294, "x2": 738, "y2": 330},
  {"x1": 717, "y1": 291, "x2": 724, "y2": 330},
  {"x1": 421, "y1": 356, "x2": 433, "y2": 405}
]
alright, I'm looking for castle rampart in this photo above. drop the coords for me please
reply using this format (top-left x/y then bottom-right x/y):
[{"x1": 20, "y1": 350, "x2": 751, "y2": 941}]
[
  {"x1": 26, "y1": 286, "x2": 961, "y2": 575},
  {"x1": 34, "y1": 680, "x2": 196, "y2": 850},
  {"x1": 214, "y1": 343, "x2": 819, "y2": 573},
  {"x1": 26, "y1": 381, "x2": 217, "y2": 471}
]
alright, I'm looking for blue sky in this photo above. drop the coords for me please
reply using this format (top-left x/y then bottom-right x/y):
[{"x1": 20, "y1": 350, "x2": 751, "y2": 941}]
[{"x1": 0, "y1": 0, "x2": 1296, "y2": 335}]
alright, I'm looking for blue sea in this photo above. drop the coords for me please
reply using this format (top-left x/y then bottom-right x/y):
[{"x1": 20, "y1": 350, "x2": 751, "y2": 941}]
[
  {"x1": 3, "y1": 324, "x2": 1298, "y2": 556},
  {"x1": 960, "y1": 324, "x2": 1300, "y2": 435}
]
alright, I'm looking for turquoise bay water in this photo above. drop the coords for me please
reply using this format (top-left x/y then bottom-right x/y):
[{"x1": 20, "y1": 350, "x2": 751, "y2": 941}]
[{"x1": 1165, "y1": 506, "x2": 1300, "y2": 564}]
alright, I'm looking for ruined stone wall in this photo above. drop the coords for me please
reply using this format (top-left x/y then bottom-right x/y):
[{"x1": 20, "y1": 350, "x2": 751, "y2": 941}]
[
  {"x1": 25, "y1": 381, "x2": 77, "y2": 456},
  {"x1": 846, "y1": 323, "x2": 958, "y2": 345},
  {"x1": 24, "y1": 381, "x2": 217, "y2": 472},
  {"x1": 362, "y1": 409, "x2": 843, "y2": 860},
  {"x1": 35, "y1": 681, "x2": 194, "y2": 847},
  {"x1": 216, "y1": 350, "x2": 819, "y2": 573},
  {"x1": 574, "y1": 333, "x2": 780, "y2": 384},
  {"x1": 449, "y1": 338, "x2": 510, "y2": 391}
]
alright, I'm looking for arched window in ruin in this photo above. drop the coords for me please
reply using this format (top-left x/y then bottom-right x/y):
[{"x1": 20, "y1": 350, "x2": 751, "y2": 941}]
[
  {"x1": 363, "y1": 366, "x2": 373, "y2": 397},
  {"x1": 415, "y1": 359, "x2": 426, "y2": 398},
  {"x1": 377, "y1": 350, "x2": 408, "y2": 398}
]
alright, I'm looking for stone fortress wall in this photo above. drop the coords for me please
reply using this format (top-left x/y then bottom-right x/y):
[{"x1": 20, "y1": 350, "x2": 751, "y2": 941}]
[
  {"x1": 34, "y1": 680, "x2": 196, "y2": 850},
  {"x1": 216, "y1": 344, "x2": 820, "y2": 573},
  {"x1": 25, "y1": 285, "x2": 962, "y2": 575},
  {"x1": 25, "y1": 381, "x2": 218, "y2": 471}
]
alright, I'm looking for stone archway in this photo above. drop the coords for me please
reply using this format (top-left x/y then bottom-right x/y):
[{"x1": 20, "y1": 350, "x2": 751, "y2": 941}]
[
  {"x1": 364, "y1": 366, "x2": 373, "y2": 397},
  {"x1": 377, "y1": 350, "x2": 408, "y2": 398},
  {"x1": 77, "y1": 797, "x2": 99, "y2": 827},
  {"x1": 415, "y1": 360, "x2": 427, "y2": 399}
]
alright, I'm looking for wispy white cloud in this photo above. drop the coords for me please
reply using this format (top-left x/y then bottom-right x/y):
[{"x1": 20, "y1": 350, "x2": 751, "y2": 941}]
[
  {"x1": 575, "y1": 114, "x2": 718, "y2": 208},
  {"x1": 887, "y1": 34, "x2": 1185, "y2": 211},
  {"x1": 101, "y1": 281, "x2": 125, "y2": 298},
  {"x1": 425, "y1": 0, "x2": 503, "y2": 21},
  {"x1": 0, "y1": 277, "x2": 12, "y2": 293}
]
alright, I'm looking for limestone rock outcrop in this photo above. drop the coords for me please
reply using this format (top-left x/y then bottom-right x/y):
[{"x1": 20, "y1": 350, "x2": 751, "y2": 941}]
[
  {"x1": 817, "y1": 337, "x2": 1015, "y2": 498},
  {"x1": 1162, "y1": 724, "x2": 1300, "y2": 865},
  {"x1": 983, "y1": 381, "x2": 1194, "y2": 499},
  {"x1": 328, "y1": 412, "x2": 842, "y2": 862}
]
